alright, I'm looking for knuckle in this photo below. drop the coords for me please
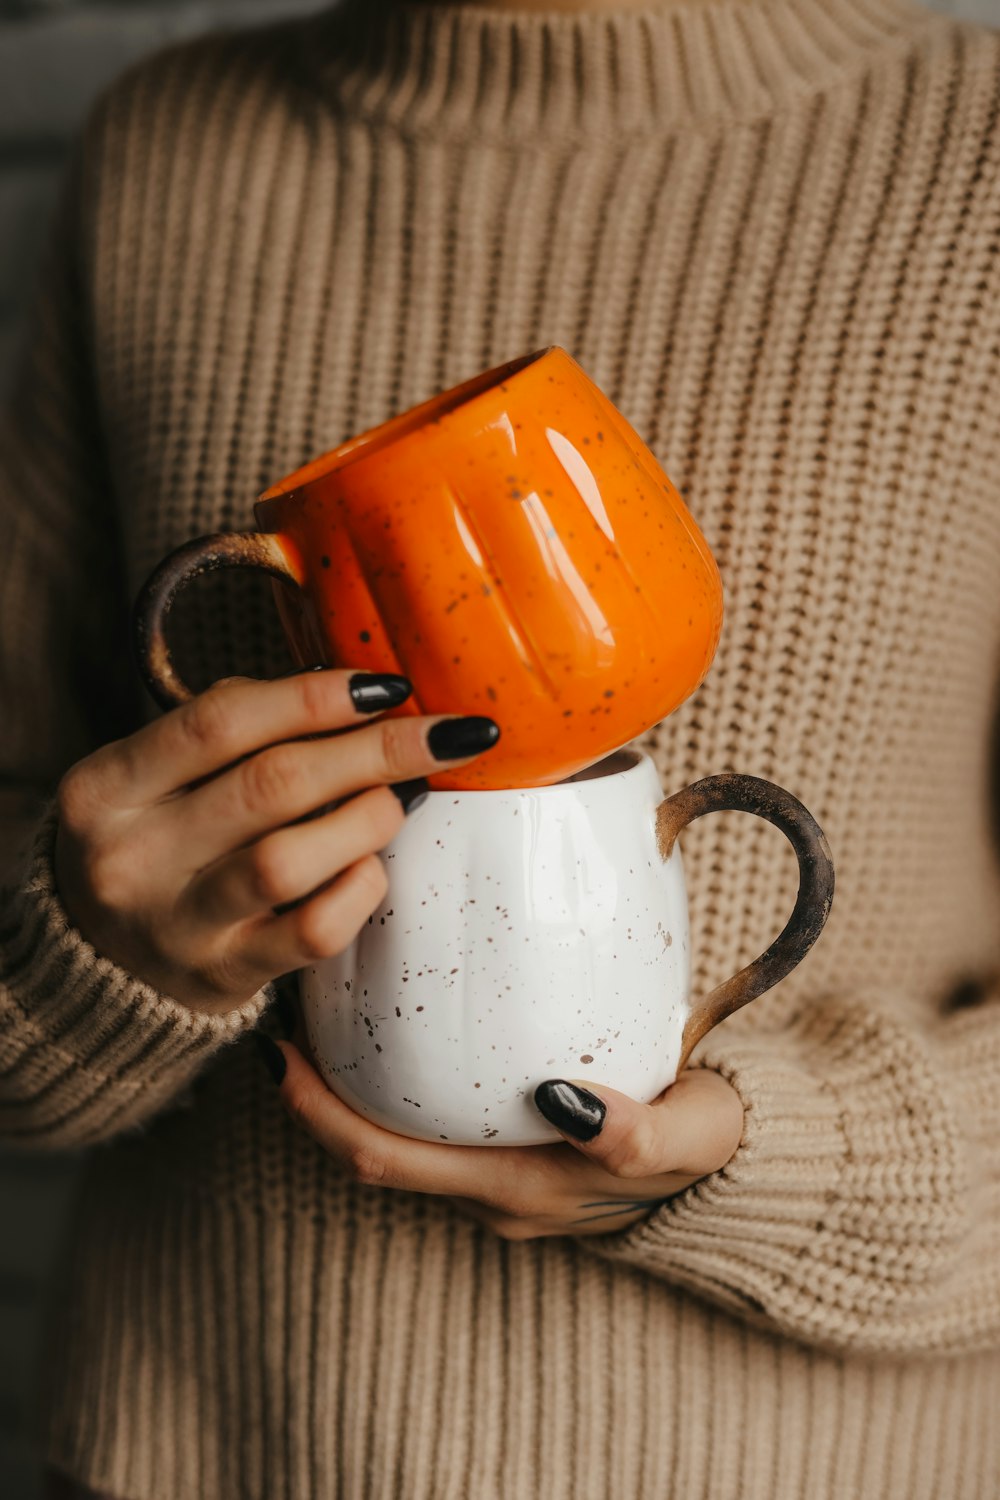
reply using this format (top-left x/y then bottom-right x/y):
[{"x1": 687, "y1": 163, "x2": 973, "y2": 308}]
[
  {"x1": 368, "y1": 787, "x2": 406, "y2": 846},
  {"x1": 296, "y1": 668, "x2": 335, "y2": 722},
  {"x1": 295, "y1": 901, "x2": 349, "y2": 961},
  {"x1": 293, "y1": 856, "x2": 387, "y2": 960},
  {"x1": 84, "y1": 843, "x2": 131, "y2": 908},
  {"x1": 240, "y1": 745, "x2": 302, "y2": 814},
  {"x1": 247, "y1": 839, "x2": 292, "y2": 907},
  {"x1": 55, "y1": 764, "x2": 95, "y2": 834},
  {"x1": 287, "y1": 1086, "x2": 319, "y2": 1137},
  {"x1": 606, "y1": 1119, "x2": 660, "y2": 1180},
  {"x1": 375, "y1": 717, "x2": 417, "y2": 780},
  {"x1": 197, "y1": 947, "x2": 253, "y2": 1001},
  {"x1": 181, "y1": 690, "x2": 232, "y2": 755},
  {"x1": 346, "y1": 1146, "x2": 389, "y2": 1188},
  {"x1": 353, "y1": 852, "x2": 389, "y2": 907}
]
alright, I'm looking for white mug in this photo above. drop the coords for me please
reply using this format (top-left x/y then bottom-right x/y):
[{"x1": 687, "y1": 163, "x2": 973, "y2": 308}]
[{"x1": 299, "y1": 749, "x2": 833, "y2": 1145}]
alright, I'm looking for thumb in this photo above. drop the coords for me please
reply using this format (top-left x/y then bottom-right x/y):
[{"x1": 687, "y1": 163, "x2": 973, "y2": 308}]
[
  {"x1": 533, "y1": 1070, "x2": 742, "y2": 1180},
  {"x1": 533, "y1": 1076, "x2": 669, "y2": 1178}
]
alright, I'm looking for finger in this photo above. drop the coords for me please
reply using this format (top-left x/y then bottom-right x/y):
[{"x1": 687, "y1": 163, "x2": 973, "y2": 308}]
[
  {"x1": 187, "y1": 784, "x2": 408, "y2": 925},
  {"x1": 175, "y1": 711, "x2": 499, "y2": 865},
  {"x1": 266, "y1": 1038, "x2": 527, "y2": 1200},
  {"x1": 89, "y1": 667, "x2": 413, "y2": 804},
  {"x1": 533, "y1": 1069, "x2": 744, "y2": 1181},
  {"x1": 238, "y1": 850, "x2": 390, "y2": 980}
]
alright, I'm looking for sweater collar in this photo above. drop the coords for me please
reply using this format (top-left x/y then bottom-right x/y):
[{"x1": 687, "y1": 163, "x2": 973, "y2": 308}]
[{"x1": 303, "y1": 0, "x2": 938, "y2": 140}]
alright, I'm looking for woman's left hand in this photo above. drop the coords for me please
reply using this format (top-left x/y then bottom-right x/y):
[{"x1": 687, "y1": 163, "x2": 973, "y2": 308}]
[{"x1": 258, "y1": 1036, "x2": 744, "y2": 1238}]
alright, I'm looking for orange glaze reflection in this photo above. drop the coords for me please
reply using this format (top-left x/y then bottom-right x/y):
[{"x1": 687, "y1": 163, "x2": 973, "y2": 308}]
[
  {"x1": 256, "y1": 346, "x2": 723, "y2": 790},
  {"x1": 518, "y1": 491, "x2": 616, "y2": 663}
]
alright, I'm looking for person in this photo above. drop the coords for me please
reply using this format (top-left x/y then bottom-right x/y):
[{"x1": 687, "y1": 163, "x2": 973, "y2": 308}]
[{"x1": 2, "y1": 0, "x2": 999, "y2": 1495}]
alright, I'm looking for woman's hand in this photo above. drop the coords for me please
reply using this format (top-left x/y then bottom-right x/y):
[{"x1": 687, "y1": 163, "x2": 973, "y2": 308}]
[
  {"x1": 261, "y1": 1036, "x2": 744, "y2": 1238},
  {"x1": 53, "y1": 669, "x2": 499, "y2": 1013}
]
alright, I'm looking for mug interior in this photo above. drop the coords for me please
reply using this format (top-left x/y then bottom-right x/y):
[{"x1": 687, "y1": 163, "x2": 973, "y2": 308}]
[
  {"x1": 258, "y1": 345, "x2": 555, "y2": 504},
  {"x1": 429, "y1": 746, "x2": 648, "y2": 801},
  {"x1": 561, "y1": 747, "x2": 644, "y2": 784}
]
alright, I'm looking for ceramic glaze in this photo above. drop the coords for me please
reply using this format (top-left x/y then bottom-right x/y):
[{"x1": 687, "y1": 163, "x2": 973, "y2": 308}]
[
  {"x1": 135, "y1": 346, "x2": 723, "y2": 789},
  {"x1": 300, "y1": 750, "x2": 692, "y2": 1145},
  {"x1": 254, "y1": 347, "x2": 722, "y2": 790}
]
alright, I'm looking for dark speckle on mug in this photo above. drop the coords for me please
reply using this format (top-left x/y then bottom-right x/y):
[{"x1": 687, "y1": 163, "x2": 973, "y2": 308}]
[{"x1": 359, "y1": 630, "x2": 371, "y2": 642}]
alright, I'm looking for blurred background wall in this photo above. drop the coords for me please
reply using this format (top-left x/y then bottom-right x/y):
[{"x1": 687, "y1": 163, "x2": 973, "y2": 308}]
[{"x1": 0, "y1": 0, "x2": 996, "y2": 1495}]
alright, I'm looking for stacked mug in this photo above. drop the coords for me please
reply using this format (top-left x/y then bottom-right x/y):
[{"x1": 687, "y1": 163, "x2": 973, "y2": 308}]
[{"x1": 135, "y1": 348, "x2": 834, "y2": 1145}]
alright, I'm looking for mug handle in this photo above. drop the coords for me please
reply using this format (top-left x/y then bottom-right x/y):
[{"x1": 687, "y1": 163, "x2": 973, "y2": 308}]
[
  {"x1": 132, "y1": 531, "x2": 304, "y2": 709},
  {"x1": 656, "y1": 775, "x2": 835, "y2": 1071}
]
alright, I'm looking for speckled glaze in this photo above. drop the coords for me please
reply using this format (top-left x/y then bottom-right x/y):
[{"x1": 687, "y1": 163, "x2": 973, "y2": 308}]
[
  {"x1": 300, "y1": 749, "x2": 692, "y2": 1145},
  {"x1": 252, "y1": 345, "x2": 723, "y2": 789}
]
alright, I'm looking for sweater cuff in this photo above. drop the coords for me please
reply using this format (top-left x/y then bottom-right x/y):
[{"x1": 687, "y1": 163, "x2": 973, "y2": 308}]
[
  {"x1": 583, "y1": 995, "x2": 971, "y2": 1354},
  {"x1": 0, "y1": 808, "x2": 271, "y2": 1148}
]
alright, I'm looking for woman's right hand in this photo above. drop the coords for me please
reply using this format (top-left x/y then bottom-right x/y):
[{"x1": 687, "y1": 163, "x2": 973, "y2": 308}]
[{"x1": 52, "y1": 669, "x2": 499, "y2": 1014}]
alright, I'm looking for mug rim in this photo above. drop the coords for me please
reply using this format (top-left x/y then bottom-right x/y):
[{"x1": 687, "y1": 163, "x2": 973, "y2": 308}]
[
  {"x1": 423, "y1": 746, "x2": 651, "y2": 800},
  {"x1": 256, "y1": 344, "x2": 559, "y2": 514}
]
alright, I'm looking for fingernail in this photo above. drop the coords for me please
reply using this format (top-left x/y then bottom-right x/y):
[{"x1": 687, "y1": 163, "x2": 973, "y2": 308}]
[
  {"x1": 390, "y1": 776, "x2": 430, "y2": 814},
  {"x1": 254, "y1": 1032, "x2": 287, "y2": 1085},
  {"x1": 534, "y1": 1079, "x2": 606, "y2": 1141},
  {"x1": 427, "y1": 716, "x2": 501, "y2": 761},
  {"x1": 349, "y1": 672, "x2": 412, "y2": 713},
  {"x1": 280, "y1": 663, "x2": 330, "y2": 677}
]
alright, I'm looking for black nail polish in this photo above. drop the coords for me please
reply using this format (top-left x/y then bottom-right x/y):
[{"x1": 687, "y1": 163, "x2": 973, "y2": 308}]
[
  {"x1": 427, "y1": 716, "x2": 501, "y2": 761},
  {"x1": 254, "y1": 1032, "x2": 287, "y2": 1085},
  {"x1": 390, "y1": 777, "x2": 430, "y2": 814},
  {"x1": 349, "y1": 672, "x2": 413, "y2": 713},
  {"x1": 280, "y1": 663, "x2": 329, "y2": 678},
  {"x1": 534, "y1": 1080, "x2": 606, "y2": 1141}
]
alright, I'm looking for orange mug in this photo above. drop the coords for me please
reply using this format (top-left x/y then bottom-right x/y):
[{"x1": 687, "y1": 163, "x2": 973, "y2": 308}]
[{"x1": 134, "y1": 346, "x2": 723, "y2": 790}]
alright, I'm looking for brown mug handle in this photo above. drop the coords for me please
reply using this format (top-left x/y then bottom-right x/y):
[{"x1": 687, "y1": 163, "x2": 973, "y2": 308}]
[
  {"x1": 656, "y1": 775, "x2": 835, "y2": 1070},
  {"x1": 132, "y1": 531, "x2": 304, "y2": 709}
]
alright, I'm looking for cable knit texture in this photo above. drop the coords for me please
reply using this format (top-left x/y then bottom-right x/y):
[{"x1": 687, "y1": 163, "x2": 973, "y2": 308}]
[{"x1": 1, "y1": 0, "x2": 999, "y2": 1495}]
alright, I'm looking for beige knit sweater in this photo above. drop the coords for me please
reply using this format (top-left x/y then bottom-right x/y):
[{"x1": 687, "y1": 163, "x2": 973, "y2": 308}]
[{"x1": 2, "y1": 0, "x2": 999, "y2": 1495}]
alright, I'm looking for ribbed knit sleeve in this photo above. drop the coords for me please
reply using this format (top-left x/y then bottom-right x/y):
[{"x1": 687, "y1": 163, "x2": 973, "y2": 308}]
[
  {"x1": 0, "y1": 114, "x2": 270, "y2": 1152},
  {"x1": 585, "y1": 983, "x2": 1000, "y2": 1357},
  {"x1": 0, "y1": 810, "x2": 269, "y2": 1150}
]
